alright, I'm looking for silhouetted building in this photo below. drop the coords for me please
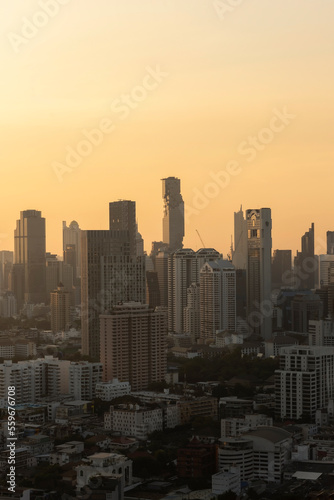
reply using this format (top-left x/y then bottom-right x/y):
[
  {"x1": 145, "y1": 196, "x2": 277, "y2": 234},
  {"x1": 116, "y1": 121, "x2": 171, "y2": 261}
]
[
  {"x1": 0, "y1": 251, "x2": 13, "y2": 293},
  {"x1": 13, "y1": 210, "x2": 46, "y2": 308},
  {"x1": 109, "y1": 200, "x2": 137, "y2": 256},
  {"x1": 235, "y1": 269, "x2": 247, "y2": 319},
  {"x1": 232, "y1": 205, "x2": 247, "y2": 269},
  {"x1": 246, "y1": 208, "x2": 272, "y2": 339},
  {"x1": 272, "y1": 250, "x2": 291, "y2": 290},
  {"x1": 294, "y1": 223, "x2": 317, "y2": 290},
  {"x1": 162, "y1": 177, "x2": 184, "y2": 252},
  {"x1": 177, "y1": 438, "x2": 217, "y2": 478},
  {"x1": 155, "y1": 250, "x2": 169, "y2": 307},
  {"x1": 291, "y1": 293, "x2": 323, "y2": 332}
]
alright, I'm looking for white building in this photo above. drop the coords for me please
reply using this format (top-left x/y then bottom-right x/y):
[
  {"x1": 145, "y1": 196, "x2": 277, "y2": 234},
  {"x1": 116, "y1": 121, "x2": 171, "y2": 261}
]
[
  {"x1": 95, "y1": 379, "x2": 131, "y2": 401},
  {"x1": 212, "y1": 466, "x2": 241, "y2": 496},
  {"x1": 104, "y1": 405, "x2": 163, "y2": 440},
  {"x1": 76, "y1": 452, "x2": 132, "y2": 491},
  {"x1": 308, "y1": 319, "x2": 334, "y2": 346},
  {"x1": 275, "y1": 346, "x2": 334, "y2": 419},
  {"x1": 69, "y1": 361, "x2": 103, "y2": 400},
  {"x1": 0, "y1": 341, "x2": 15, "y2": 359},
  {"x1": 221, "y1": 414, "x2": 273, "y2": 438}
]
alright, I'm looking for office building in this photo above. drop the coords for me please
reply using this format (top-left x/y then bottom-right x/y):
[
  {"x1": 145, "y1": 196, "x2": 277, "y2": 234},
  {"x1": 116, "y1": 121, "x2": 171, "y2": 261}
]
[
  {"x1": 109, "y1": 200, "x2": 137, "y2": 256},
  {"x1": 13, "y1": 210, "x2": 46, "y2": 307},
  {"x1": 81, "y1": 229, "x2": 145, "y2": 359},
  {"x1": 0, "y1": 250, "x2": 13, "y2": 292},
  {"x1": 327, "y1": 231, "x2": 334, "y2": 255},
  {"x1": 69, "y1": 361, "x2": 103, "y2": 400},
  {"x1": 100, "y1": 302, "x2": 167, "y2": 391},
  {"x1": 272, "y1": 250, "x2": 292, "y2": 290},
  {"x1": 232, "y1": 206, "x2": 247, "y2": 269},
  {"x1": 291, "y1": 293, "x2": 323, "y2": 332},
  {"x1": 318, "y1": 254, "x2": 334, "y2": 288},
  {"x1": 294, "y1": 223, "x2": 317, "y2": 290},
  {"x1": 162, "y1": 177, "x2": 184, "y2": 252},
  {"x1": 183, "y1": 283, "x2": 200, "y2": 342},
  {"x1": 246, "y1": 208, "x2": 272, "y2": 339}
]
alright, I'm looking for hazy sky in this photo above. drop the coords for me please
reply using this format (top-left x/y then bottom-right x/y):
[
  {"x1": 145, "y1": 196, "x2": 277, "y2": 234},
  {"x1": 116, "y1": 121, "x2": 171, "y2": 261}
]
[{"x1": 1, "y1": 0, "x2": 333, "y2": 257}]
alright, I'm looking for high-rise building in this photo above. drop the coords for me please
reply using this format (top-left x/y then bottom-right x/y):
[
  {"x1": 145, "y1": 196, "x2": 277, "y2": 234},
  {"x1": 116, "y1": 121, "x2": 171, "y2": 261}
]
[
  {"x1": 294, "y1": 223, "x2": 316, "y2": 290},
  {"x1": 0, "y1": 251, "x2": 13, "y2": 293},
  {"x1": 13, "y1": 210, "x2": 46, "y2": 307},
  {"x1": 50, "y1": 283, "x2": 71, "y2": 333},
  {"x1": 162, "y1": 177, "x2": 184, "y2": 252},
  {"x1": 100, "y1": 302, "x2": 167, "y2": 391},
  {"x1": 109, "y1": 200, "x2": 137, "y2": 256},
  {"x1": 200, "y1": 260, "x2": 236, "y2": 341},
  {"x1": 272, "y1": 250, "x2": 292, "y2": 290},
  {"x1": 146, "y1": 271, "x2": 160, "y2": 309},
  {"x1": 183, "y1": 283, "x2": 200, "y2": 342},
  {"x1": 246, "y1": 208, "x2": 272, "y2": 339},
  {"x1": 318, "y1": 254, "x2": 334, "y2": 288},
  {"x1": 168, "y1": 248, "x2": 221, "y2": 333},
  {"x1": 46, "y1": 254, "x2": 73, "y2": 304},
  {"x1": 81, "y1": 230, "x2": 145, "y2": 359},
  {"x1": 155, "y1": 250, "x2": 169, "y2": 307},
  {"x1": 232, "y1": 206, "x2": 247, "y2": 270},
  {"x1": 275, "y1": 346, "x2": 334, "y2": 419},
  {"x1": 64, "y1": 244, "x2": 77, "y2": 282},
  {"x1": 63, "y1": 220, "x2": 82, "y2": 278},
  {"x1": 327, "y1": 231, "x2": 334, "y2": 255},
  {"x1": 291, "y1": 293, "x2": 323, "y2": 332}
]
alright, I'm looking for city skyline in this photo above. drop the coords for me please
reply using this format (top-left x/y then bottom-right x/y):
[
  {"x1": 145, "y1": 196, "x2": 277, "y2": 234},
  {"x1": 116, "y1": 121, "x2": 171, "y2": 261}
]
[{"x1": 1, "y1": 1, "x2": 334, "y2": 258}]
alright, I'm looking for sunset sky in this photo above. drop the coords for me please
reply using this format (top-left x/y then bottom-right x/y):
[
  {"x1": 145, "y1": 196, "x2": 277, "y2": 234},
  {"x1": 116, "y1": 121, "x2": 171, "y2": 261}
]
[{"x1": 1, "y1": 0, "x2": 333, "y2": 257}]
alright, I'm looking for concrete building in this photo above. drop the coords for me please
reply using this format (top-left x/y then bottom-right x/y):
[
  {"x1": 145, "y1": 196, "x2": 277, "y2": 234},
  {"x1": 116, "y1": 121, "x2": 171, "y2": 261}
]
[
  {"x1": 13, "y1": 210, "x2": 46, "y2": 308},
  {"x1": 0, "y1": 341, "x2": 15, "y2": 359},
  {"x1": 0, "y1": 250, "x2": 13, "y2": 292},
  {"x1": 291, "y1": 293, "x2": 323, "y2": 332},
  {"x1": 76, "y1": 452, "x2": 132, "y2": 492},
  {"x1": 275, "y1": 346, "x2": 334, "y2": 419},
  {"x1": 69, "y1": 361, "x2": 103, "y2": 400},
  {"x1": 272, "y1": 250, "x2": 292, "y2": 290},
  {"x1": 104, "y1": 404, "x2": 163, "y2": 440},
  {"x1": 246, "y1": 208, "x2": 272, "y2": 339},
  {"x1": 200, "y1": 260, "x2": 236, "y2": 341},
  {"x1": 0, "y1": 292, "x2": 17, "y2": 317},
  {"x1": 146, "y1": 270, "x2": 160, "y2": 309},
  {"x1": 162, "y1": 177, "x2": 184, "y2": 252},
  {"x1": 50, "y1": 282, "x2": 71, "y2": 333},
  {"x1": 308, "y1": 319, "x2": 334, "y2": 346},
  {"x1": 96, "y1": 379, "x2": 131, "y2": 401},
  {"x1": 318, "y1": 254, "x2": 334, "y2": 288},
  {"x1": 81, "y1": 229, "x2": 145, "y2": 359},
  {"x1": 212, "y1": 467, "x2": 241, "y2": 496},
  {"x1": 100, "y1": 302, "x2": 167, "y2": 391},
  {"x1": 155, "y1": 250, "x2": 169, "y2": 307}
]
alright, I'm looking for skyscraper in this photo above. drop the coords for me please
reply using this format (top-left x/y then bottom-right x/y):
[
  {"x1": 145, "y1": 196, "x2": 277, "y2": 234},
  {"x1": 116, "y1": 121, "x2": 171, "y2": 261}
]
[
  {"x1": 232, "y1": 206, "x2": 247, "y2": 270},
  {"x1": 81, "y1": 230, "x2": 146, "y2": 359},
  {"x1": 294, "y1": 223, "x2": 316, "y2": 290},
  {"x1": 0, "y1": 251, "x2": 13, "y2": 293},
  {"x1": 272, "y1": 250, "x2": 292, "y2": 290},
  {"x1": 13, "y1": 210, "x2": 46, "y2": 307},
  {"x1": 100, "y1": 302, "x2": 167, "y2": 391},
  {"x1": 109, "y1": 200, "x2": 137, "y2": 256},
  {"x1": 50, "y1": 283, "x2": 71, "y2": 333},
  {"x1": 246, "y1": 208, "x2": 272, "y2": 339},
  {"x1": 162, "y1": 177, "x2": 184, "y2": 252},
  {"x1": 63, "y1": 220, "x2": 82, "y2": 278},
  {"x1": 200, "y1": 260, "x2": 236, "y2": 341}
]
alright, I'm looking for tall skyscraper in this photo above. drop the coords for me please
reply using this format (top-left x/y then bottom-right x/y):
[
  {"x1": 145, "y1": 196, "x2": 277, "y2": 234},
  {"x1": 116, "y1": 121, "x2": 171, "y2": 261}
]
[
  {"x1": 13, "y1": 210, "x2": 46, "y2": 308},
  {"x1": 81, "y1": 230, "x2": 146, "y2": 359},
  {"x1": 63, "y1": 220, "x2": 82, "y2": 278},
  {"x1": 294, "y1": 223, "x2": 316, "y2": 290},
  {"x1": 162, "y1": 177, "x2": 184, "y2": 252},
  {"x1": 327, "y1": 231, "x2": 334, "y2": 255},
  {"x1": 168, "y1": 248, "x2": 221, "y2": 333},
  {"x1": 100, "y1": 302, "x2": 167, "y2": 391},
  {"x1": 232, "y1": 206, "x2": 247, "y2": 269},
  {"x1": 109, "y1": 200, "x2": 137, "y2": 256},
  {"x1": 246, "y1": 208, "x2": 272, "y2": 339},
  {"x1": 183, "y1": 283, "x2": 200, "y2": 342},
  {"x1": 272, "y1": 250, "x2": 292, "y2": 290},
  {"x1": 200, "y1": 260, "x2": 236, "y2": 341}
]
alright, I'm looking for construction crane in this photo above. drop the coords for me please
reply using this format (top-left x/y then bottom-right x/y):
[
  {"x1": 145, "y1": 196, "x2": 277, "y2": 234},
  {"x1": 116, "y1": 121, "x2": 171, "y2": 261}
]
[{"x1": 196, "y1": 229, "x2": 205, "y2": 248}]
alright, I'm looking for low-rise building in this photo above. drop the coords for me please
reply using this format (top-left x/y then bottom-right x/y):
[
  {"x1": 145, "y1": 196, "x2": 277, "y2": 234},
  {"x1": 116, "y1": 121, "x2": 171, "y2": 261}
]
[{"x1": 95, "y1": 379, "x2": 131, "y2": 401}]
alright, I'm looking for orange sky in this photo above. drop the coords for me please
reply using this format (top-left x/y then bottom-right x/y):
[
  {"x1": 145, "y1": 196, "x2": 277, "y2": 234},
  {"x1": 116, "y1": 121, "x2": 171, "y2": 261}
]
[{"x1": 1, "y1": 0, "x2": 333, "y2": 257}]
